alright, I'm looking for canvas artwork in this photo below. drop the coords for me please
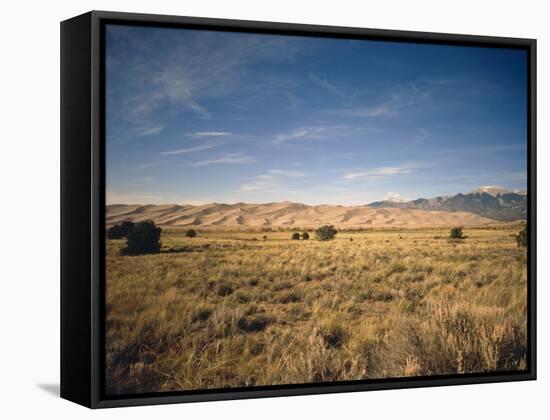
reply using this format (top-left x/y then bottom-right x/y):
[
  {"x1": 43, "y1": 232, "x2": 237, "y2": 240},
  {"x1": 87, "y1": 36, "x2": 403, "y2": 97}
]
[{"x1": 104, "y1": 24, "x2": 528, "y2": 395}]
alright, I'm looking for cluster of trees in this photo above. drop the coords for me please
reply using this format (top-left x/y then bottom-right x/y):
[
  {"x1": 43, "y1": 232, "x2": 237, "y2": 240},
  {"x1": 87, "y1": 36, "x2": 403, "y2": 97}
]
[
  {"x1": 291, "y1": 232, "x2": 310, "y2": 240},
  {"x1": 107, "y1": 220, "x2": 162, "y2": 255},
  {"x1": 289, "y1": 225, "x2": 337, "y2": 241}
]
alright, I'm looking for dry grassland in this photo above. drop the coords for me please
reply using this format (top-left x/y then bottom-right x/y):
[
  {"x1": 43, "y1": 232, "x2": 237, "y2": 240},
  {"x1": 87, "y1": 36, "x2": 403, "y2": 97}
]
[{"x1": 105, "y1": 225, "x2": 527, "y2": 394}]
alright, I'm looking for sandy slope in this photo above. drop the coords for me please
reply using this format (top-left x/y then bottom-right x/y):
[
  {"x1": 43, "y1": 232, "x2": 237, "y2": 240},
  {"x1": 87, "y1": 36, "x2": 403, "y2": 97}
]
[{"x1": 106, "y1": 202, "x2": 497, "y2": 229}]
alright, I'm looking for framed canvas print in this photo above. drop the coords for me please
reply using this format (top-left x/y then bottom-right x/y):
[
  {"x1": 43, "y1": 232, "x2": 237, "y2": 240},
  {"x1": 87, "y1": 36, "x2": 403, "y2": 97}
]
[{"x1": 60, "y1": 11, "x2": 536, "y2": 408}]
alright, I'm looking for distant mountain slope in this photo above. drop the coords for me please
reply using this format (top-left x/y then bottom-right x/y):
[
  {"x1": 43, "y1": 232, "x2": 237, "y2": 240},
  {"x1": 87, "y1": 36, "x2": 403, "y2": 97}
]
[
  {"x1": 369, "y1": 188, "x2": 526, "y2": 222},
  {"x1": 106, "y1": 201, "x2": 496, "y2": 229},
  {"x1": 471, "y1": 186, "x2": 526, "y2": 197}
]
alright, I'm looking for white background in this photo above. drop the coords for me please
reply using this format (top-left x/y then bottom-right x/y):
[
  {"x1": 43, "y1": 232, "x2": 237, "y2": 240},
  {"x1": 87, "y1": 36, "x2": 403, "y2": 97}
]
[{"x1": 0, "y1": 0, "x2": 547, "y2": 418}]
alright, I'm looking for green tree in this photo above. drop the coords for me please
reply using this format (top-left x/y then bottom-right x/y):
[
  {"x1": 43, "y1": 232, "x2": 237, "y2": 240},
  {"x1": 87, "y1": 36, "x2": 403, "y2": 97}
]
[
  {"x1": 516, "y1": 224, "x2": 528, "y2": 248},
  {"x1": 291, "y1": 232, "x2": 301, "y2": 240},
  {"x1": 122, "y1": 220, "x2": 161, "y2": 255},
  {"x1": 107, "y1": 221, "x2": 135, "y2": 239},
  {"x1": 107, "y1": 224, "x2": 124, "y2": 239},
  {"x1": 450, "y1": 227, "x2": 465, "y2": 239},
  {"x1": 315, "y1": 225, "x2": 338, "y2": 241}
]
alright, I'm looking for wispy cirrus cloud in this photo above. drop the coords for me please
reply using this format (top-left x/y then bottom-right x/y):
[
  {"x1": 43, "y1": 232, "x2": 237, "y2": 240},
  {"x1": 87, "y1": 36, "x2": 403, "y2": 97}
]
[
  {"x1": 238, "y1": 168, "x2": 306, "y2": 192},
  {"x1": 239, "y1": 175, "x2": 279, "y2": 192},
  {"x1": 336, "y1": 84, "x2": 430, "y2": 118},
  {"x1": 274, "y1": 125, "x2": 352, "y2": 143},
  {"x1": 107, "y1": 27, "x2": 306, "y2": 138},
  {"x1": 161, "y1": 143, "x2": 218, "y2": 155},
  {"x1": 187, "y1": 131, "x2": 232, "y2": 138},
  {"x1": 193, "y1": 153, "x2": 256, "y2": 167},
  {"x1": 308, "y1": 73, "x2": 350, "y2": 100},
  {"x1": 269, "y1": 169, "x2": 305, "y2": 177},
  {"x1": 342, "y1": 165, "x2": 415, "y2": 181},
  {"x1": 137, "y1": 125, "x2": 164, "y2": 137},
  {"x1": 137, "y1": 161, "x2": 160, "y2": 170},
  {"x1": 274, "y1": 127, "x2": 315, "y2": 142}
]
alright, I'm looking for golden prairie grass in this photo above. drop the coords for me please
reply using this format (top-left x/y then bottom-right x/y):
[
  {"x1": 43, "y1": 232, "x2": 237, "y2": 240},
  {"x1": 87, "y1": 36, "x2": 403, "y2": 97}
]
[{"x1": 105, "y1": 226, "x2": 527, "y2": 394}]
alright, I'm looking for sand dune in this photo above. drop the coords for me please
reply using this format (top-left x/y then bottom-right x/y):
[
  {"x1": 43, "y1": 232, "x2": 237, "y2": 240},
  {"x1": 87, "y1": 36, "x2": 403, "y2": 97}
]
[{"x1": 106, "y1": 202, "x2": 497, "y2": 229}]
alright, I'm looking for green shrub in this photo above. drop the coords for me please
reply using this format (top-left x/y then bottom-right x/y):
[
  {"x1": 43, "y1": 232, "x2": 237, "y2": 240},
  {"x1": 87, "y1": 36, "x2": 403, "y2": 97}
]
[
  {"x1": 122, "y1": 220, "x2": 161, "y2": 255},
  {"x1": 185, "y1": 229, "x2": 197, "y2": 238},
  {"x1": 450, "y1": 227, "x2": 464, "y2": 239},
  {"x1": 107, "y1": 221, "x2": 135, "y2": 239},
  {"x1": 292, "y1": 232, "x2": 301, "y2": 240},
  {"x1": 301, "y1": 232, "x2": 309, "y2": 240},
  {"x1": 516, "y1": 224, "x2": 528, "y2": 247},
  {"x1": 315, "y1": 224, "x2": 338, "y2": 241}
]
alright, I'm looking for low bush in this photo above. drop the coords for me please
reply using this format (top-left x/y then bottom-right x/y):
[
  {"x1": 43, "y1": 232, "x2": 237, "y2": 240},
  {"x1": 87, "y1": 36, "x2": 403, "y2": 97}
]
[
  {"x1": 238, "y1": 315, "x2": 274, "y2": 332},
  {"x1": 315, "y1": 225, "x2": 338, "y2": 241},
  {"x1": 185, "y1": 229, "x2": 197, "y2": 238},
  {"x1": 450, "y1": 227, "x2": 465, "y2": 239}
]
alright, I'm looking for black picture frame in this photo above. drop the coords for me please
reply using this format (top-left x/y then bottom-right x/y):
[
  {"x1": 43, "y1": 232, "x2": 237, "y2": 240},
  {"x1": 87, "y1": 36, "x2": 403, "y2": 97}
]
[{"x1": 61, "y1": 10, "x2": 537, "y2": 409}]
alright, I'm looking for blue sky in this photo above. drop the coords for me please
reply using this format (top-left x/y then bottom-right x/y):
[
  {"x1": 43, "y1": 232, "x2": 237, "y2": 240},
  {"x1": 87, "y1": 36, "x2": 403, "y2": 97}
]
[{"x1": 105, "y1": 24, "x2": 527, "y2": 205}]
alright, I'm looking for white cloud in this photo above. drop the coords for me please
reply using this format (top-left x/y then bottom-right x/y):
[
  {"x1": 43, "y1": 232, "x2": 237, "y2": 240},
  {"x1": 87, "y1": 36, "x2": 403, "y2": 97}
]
[
  {"x1": 237, "y1": 168, "x2": 305, "y2": 192},
  {"x1": 337, "y1": 84, "x2": 430, "y2": 118},
  {"x1": 188, "y1": 131, "x2": 232, "y2": 138},
  {"x1": 269, "y1": 169, "x2": 305, "y2": 177},
  {"x1": 239, "y1": 177, "x2": 280, "y2": 192},
  {"x1": 274, "y1": 125, "x2": 351, "y2": 143},
  {"x1": 161, "y1": 143, "x2": 217, "y2": 155},
  {"x1": 308, "y1": 73, "x2": 350, "y2": 100},
  {"x1": 109, "y1": 28, "x2": 306, "y2": 137},
  {"x1": 137, "y1": 161, "x2": 159, "y2": 169},
  {"x1": 342, "y1": 165, "x2": 414, "y2": 180},
  {"x1": 193, "y1": 153, "x2": 256, "y2": 167},
  {"x1": 137, "y1": 125, "x2": 164, "y2": 137},
  {"x1": 274, "y1": 128, "x2": 312, "y2": 142}
]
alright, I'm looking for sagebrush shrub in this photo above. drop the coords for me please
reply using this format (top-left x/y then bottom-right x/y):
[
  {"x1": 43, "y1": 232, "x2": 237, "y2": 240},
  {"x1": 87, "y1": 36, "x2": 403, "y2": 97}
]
[
  {"x1": 315, "y1": 225, "x2": 337, "y2": 241},
  {"x1": 185, "y1": 229, "x2": 197, "y2": 238},
  {"x1": 450, "y1": 227, "x2": 464, "y2": 239}
]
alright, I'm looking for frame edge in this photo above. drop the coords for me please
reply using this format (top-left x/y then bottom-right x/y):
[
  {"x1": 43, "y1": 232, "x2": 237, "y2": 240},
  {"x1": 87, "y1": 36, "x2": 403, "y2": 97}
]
[{"x1": 60, "y1": 11, "x2": 94, "y2": 408}]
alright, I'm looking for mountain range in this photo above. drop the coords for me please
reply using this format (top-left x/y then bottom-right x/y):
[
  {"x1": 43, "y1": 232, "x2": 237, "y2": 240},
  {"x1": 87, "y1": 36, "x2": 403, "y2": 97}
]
[{"x1": 369, "y1": 186, "x2": 527, "y2": 222}]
